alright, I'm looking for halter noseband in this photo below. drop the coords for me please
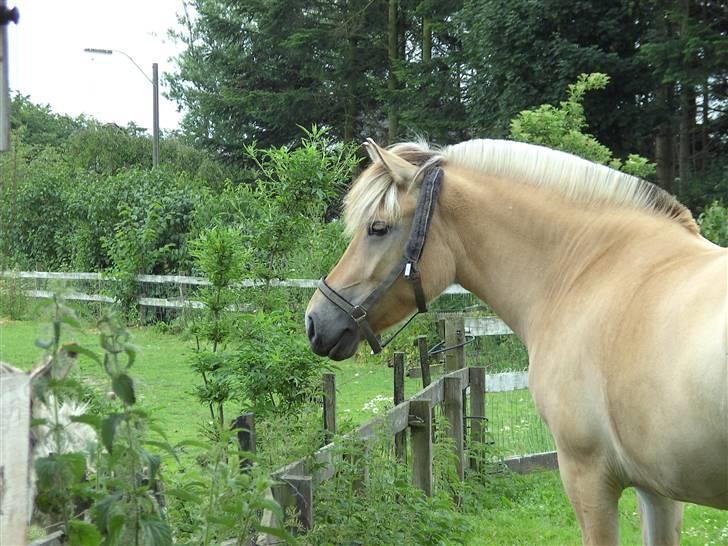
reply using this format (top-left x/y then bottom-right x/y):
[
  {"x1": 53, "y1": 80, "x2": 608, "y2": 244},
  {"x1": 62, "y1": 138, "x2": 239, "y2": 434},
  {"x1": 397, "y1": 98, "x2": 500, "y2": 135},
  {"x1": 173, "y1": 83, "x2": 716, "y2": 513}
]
[{"x1": 317, "y1": 164, "x2": 444, "y2": 354}]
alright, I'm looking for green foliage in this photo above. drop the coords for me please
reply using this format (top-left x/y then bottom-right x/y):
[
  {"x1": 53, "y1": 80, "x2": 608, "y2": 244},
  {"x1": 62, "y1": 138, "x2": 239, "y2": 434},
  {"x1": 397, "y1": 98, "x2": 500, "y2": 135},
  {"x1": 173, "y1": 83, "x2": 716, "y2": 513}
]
[
  {"x1": 303, "y1": 422, "x2": 474, "y2": 545},
  {"x1": 188, "y1": 226, "x2": 248, "y2": 433},
  {"x1": 166, "y1": 430, "x2": 289, "y2": 546},
  {"x1": 0, "y1": 270, "x2": 29, "y2": 319},
  {"x1": 698, "y1": 201, "x2": 728, "y2": 247},
  {"x1": 28, "y1": 299, "x2": 287, "y2": 545},
  {"x1": 235, "y1": 309, "x2": 329, "y2": 418},
  {"x1": 510, "y1": 73, "x2": 656, "y2": 179},
  {"x1": 242, "y1": 126, "x2": 359, "y2": 286}
]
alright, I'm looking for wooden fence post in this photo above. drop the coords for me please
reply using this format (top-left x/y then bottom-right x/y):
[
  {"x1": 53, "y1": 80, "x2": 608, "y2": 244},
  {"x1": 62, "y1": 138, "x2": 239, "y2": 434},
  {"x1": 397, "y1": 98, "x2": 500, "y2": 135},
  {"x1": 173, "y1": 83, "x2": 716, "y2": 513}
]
[
  {"x1": 409, "y1": 399, "x2": 432, "y2": 496},
  {"x1": 416, "y1": 335, "x2": 431, "y2": 388},
  {"x1": 232, "y1": 412, "x2": 256, "y2": 471},
  {"x1": 443, "y1": 376, "x2": 464, "y2": 481},
  {"x1": 468, "y1": 367, "x2": 486, "y2": 471},
  {"x1": 271, "y1": 475, "x2": 314, "y2": 533},
  {"x1": 322, "y1": 373, "x2": 336, "y2": 444},
  {"x1": 444, "y1": 317, "x2": 465, "y2": 372},
  {"x1": 393, "y1": 352, "x2": 406, "y2": 462}
]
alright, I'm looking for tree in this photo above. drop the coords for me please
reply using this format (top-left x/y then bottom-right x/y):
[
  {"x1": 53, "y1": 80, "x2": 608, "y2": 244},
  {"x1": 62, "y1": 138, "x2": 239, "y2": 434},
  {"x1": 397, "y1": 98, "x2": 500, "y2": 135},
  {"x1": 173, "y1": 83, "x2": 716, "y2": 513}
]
[
  {"x1": 167, "y1": 0, "x2": 388, "y2": 160},
  {"x1": 459, "y1": 0, "x2": 655, "y2": 157},
  {"x1": 640, "y1": 0, "x2": 728, "y2": 205}
]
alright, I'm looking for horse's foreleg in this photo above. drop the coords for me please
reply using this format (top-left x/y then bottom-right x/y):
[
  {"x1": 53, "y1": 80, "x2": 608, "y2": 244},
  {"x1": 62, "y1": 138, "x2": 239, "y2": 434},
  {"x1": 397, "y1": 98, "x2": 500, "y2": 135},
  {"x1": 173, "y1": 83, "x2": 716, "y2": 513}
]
[
  {"x1": 636, "y1": 487, "x2": 683, "y2": 546},
  {"x1": 557, "y1": 453, "x2": 622, "y2": 545}
]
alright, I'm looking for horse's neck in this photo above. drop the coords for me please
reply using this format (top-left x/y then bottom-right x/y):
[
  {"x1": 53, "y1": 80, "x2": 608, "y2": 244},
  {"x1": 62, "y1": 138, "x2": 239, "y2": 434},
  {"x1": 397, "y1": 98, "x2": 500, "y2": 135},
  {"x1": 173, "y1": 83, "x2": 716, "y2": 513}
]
[{"x1": 441, "y1": 170, "x2": 634, "y2": 345}]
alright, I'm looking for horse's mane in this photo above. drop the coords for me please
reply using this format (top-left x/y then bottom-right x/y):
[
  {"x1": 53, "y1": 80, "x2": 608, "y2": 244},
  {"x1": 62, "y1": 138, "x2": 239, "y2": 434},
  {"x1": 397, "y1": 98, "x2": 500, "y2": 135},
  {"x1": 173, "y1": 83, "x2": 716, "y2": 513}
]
[{"x1": 343, "y1": 139, "x2": 699, "y2": 236}]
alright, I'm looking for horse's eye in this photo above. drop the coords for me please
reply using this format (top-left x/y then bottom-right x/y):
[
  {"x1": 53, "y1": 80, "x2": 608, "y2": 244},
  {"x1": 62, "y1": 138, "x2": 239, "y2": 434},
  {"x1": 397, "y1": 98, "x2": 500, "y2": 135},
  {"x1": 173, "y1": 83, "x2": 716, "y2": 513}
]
[{"x1": 368, "y1": 221, "x2": 390, "y2": 236}]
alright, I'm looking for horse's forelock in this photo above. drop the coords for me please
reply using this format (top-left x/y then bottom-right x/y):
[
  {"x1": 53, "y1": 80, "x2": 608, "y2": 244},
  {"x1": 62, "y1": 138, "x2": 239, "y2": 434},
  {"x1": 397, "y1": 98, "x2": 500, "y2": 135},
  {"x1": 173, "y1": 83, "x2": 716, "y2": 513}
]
[{"x1": 343, "y1": 142, "x2": 440, "y2": 237}]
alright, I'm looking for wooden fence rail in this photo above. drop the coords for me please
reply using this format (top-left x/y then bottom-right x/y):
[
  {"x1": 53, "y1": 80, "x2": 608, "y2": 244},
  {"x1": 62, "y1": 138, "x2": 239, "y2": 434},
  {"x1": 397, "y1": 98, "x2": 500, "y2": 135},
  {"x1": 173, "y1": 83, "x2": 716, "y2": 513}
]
[{"x1": 1, "y1": 270, "x2": 470, "y2": 311}]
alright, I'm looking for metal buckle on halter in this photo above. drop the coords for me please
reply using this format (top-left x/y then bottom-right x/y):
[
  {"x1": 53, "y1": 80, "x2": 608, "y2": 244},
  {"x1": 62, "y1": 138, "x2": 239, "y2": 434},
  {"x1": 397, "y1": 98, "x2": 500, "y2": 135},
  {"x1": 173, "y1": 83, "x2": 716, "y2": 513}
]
[
  {"x1": 404, "y1": 261, "x2": 417, "y2": 279},
  {"x1": 350, "y1": 305, "x2": 368, "y2": 323}
]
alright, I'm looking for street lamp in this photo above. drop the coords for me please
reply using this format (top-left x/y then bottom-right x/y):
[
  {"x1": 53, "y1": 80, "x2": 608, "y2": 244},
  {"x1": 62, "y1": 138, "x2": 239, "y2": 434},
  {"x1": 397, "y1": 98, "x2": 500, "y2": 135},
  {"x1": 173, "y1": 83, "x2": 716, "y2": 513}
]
[
  {"x1": 84, "y1": 47, "x2": 160, "y2": 167},
  {"x1": 0, "y1": 1, "x2": 20, "y2": 152}
]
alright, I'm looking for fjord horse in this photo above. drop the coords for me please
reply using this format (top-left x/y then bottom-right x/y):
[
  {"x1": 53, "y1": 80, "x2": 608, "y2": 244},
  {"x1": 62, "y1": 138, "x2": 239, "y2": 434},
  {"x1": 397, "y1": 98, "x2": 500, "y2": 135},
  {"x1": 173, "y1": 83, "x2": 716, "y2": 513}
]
[{"x1": 305, "y1": 139, "x2": 727, "y2": 545}]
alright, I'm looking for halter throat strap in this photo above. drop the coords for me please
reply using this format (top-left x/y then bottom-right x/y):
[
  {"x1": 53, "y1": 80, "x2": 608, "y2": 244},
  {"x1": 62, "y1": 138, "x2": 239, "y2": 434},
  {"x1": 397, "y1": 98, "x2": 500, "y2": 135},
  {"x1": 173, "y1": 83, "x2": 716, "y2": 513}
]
[{"x1": 317, "y1": 164, "x2": 443, "y2": 354}]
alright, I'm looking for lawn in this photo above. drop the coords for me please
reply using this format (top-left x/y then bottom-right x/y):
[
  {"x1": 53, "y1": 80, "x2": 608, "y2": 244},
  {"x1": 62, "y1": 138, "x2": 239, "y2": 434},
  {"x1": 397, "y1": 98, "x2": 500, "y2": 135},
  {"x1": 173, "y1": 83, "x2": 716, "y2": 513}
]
[{"x1": 3, "y1": 317, "x2": 726, "y2": 545}]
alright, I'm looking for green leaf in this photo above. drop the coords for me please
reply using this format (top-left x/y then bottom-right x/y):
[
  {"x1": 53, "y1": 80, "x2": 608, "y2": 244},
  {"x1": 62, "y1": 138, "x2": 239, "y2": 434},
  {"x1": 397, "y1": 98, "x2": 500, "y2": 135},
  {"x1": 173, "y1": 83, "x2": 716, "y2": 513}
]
[
  {"x1": 63, "y1": 342, "x2": 102, "y2": 365},
  {"x1": 67, "y1": 520, "x2": 102, "y2": 546},
  {"x1": 101, "y1": 413, "x2": 123, "y2": 453},
  {"x1": 71, "y1": 413, "x2": 102, "y2": 430},
  {"x1": 140, "y1": 518, "x2": 172, "y2": 546},
  {"x1": 164, "y1": 486, "x2": 202, "y2": 504},
  {"x1": 112, "y1": 373, "x2": 136, "y2": 405}
]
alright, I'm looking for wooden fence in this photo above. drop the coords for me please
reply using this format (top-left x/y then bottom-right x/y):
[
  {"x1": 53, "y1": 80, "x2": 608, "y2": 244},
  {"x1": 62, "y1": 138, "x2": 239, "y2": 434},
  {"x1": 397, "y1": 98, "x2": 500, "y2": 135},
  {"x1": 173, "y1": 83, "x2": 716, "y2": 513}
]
[
  {"x1": 252, "y1": 318, "x2": 557, "y2": 543},
  {"x1": 0, "y1": 270, "x2": 473, "y2": 310}
]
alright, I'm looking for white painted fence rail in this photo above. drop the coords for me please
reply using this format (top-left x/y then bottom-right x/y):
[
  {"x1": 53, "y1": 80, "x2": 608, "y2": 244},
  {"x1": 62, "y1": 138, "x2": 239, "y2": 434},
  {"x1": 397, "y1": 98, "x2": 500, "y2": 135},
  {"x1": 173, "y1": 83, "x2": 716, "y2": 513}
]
[{"x1": 1, "y1": 271, "x2": 472, "y2": 310}]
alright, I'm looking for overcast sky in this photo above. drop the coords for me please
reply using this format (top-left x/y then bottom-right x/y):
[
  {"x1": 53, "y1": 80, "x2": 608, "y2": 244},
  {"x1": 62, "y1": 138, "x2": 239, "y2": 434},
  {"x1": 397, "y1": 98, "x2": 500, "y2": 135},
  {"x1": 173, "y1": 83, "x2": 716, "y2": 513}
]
[{"x1": 7, "y1": 0, "x2": 187, "y2": 131}]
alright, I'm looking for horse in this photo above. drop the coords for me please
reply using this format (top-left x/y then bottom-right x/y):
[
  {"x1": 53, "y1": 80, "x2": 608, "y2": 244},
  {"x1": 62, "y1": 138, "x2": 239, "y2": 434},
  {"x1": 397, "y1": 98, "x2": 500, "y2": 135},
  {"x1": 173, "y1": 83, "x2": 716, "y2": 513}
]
[{"x1": 305, "y1": 138, "x2": 727, "y2": 545}]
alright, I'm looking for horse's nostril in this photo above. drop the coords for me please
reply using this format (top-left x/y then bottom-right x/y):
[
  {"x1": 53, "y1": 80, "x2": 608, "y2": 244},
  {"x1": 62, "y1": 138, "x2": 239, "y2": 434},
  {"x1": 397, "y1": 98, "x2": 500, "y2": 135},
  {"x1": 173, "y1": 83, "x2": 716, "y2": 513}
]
[{"x1": 306, "y1": 314, "x2": 316, "y2": 341}]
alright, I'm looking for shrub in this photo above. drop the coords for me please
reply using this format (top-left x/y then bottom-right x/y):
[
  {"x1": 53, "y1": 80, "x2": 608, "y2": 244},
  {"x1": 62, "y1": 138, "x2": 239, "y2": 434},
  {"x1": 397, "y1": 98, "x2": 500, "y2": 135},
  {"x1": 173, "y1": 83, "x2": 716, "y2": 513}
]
[
  {"x1": 698, "y1": 201, "x2": 728, "y2": 247},
  {"x1": 510, "y1": 73, "x2": 656, "y2": 179},
  {"x1": 234, "y1": 309, "x2": 331, "y2": 418}
]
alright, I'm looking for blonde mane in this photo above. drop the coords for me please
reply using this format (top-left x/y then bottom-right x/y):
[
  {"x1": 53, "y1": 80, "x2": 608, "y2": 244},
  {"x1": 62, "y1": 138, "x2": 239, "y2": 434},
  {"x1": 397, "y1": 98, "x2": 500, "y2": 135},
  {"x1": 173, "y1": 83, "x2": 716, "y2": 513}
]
[{"x1": 343, "y1": 139, "x2": 698, "y2": 236}]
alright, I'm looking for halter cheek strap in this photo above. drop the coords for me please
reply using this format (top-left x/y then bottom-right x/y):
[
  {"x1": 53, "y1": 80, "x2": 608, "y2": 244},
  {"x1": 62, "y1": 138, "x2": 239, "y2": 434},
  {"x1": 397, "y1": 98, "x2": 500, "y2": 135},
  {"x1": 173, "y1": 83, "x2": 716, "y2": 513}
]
[{"x1": 317, "y1": 165, "x2": 443, "y2": 354}]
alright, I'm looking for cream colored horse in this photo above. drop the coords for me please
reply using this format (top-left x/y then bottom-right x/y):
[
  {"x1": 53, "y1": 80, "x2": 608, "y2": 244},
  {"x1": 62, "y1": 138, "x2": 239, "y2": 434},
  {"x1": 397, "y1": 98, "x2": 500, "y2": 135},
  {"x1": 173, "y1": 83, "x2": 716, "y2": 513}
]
[{"x1": 305, "y1": 139, "x2": 727, "y2": 545}]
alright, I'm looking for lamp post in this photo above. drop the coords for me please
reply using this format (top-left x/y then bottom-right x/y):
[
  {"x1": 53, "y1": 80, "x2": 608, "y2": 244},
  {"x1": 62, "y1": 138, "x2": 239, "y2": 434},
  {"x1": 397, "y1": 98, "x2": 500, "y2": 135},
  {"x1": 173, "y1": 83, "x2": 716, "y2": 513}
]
[
  {"x1": 84, "y1": 47, "x2": 159, "y2": 167},
  {"x1": 0, "y1": 1, "x2": 19, "y2": 152}
]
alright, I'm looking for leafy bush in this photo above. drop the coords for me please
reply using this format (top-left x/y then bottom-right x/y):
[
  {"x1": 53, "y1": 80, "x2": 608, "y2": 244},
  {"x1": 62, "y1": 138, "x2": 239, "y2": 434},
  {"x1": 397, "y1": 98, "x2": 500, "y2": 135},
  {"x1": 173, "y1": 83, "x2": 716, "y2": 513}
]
[
  {"x1": 698, "y1": 201, "x2": 728, "y2": 247},
  {"x1": 303, "y1": 420, "x2": 474, "y2": 545},
  {"x1": 235, "y1": 309, "x2": 330, "y2": 418},
  {"x1": 29, "y1": 298, "x2": 287, "y2": 545},
  {"x1": 188, "y1": 226, "x2": 249, "y2": 434},
  {"x1": 510, "y1": 73, "x2": 656, "y2": 179}
]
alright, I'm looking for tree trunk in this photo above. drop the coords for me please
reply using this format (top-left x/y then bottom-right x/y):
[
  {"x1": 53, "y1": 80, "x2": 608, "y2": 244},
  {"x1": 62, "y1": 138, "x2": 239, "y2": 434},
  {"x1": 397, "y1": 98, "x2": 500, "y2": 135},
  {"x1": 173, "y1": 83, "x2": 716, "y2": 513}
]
[
  {"x1": 655, "y1": 83, "x2": 675, "y2": 193},
  {"x1": 678, "y1": 84, "x2": 695, "y2": 196},
  {"x1": 344, "y1": 35, "x2": 356, "y2": 142},
  {"x1": 387, "y1": 0, "x2": 399, "y2": 144},
  {"x1": 423, "y1": 16, "x2": 432, "y2": 64}
]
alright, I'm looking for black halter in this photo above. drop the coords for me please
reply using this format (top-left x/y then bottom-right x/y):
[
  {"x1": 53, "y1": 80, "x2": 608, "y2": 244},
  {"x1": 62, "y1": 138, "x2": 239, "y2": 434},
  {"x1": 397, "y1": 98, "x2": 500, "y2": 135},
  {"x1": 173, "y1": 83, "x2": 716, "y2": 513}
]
[{"x1": 317, "y1": 164, "x2": 444, "y2": 354}]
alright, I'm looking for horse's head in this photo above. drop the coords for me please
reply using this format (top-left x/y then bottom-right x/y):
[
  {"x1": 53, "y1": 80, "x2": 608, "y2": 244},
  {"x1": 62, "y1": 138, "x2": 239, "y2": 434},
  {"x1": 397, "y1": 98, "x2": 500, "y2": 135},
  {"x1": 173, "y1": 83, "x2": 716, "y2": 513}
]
[{"x1": 305, "y1": 140, "x2": 455, "y2": 360}]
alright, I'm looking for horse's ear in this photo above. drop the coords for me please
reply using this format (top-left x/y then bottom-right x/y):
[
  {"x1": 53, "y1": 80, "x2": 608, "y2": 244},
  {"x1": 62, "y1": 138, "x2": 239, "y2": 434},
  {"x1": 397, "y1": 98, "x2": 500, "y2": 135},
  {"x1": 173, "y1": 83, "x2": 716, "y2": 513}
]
[{"x1": 363, "y1": 138, "x2": 418, "y2": 186}]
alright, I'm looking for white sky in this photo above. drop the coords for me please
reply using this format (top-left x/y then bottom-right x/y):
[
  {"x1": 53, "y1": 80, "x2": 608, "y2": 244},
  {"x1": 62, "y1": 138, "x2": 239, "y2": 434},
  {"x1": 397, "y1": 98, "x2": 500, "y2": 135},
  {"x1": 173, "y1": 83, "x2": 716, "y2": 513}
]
[{"x1": 7, "y1": 0, "x2": 187, "y2": 131}]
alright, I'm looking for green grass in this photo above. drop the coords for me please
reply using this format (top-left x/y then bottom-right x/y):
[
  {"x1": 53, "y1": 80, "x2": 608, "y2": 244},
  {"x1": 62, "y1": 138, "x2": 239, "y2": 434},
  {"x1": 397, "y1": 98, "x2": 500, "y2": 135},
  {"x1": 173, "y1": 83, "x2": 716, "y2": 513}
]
[
  {"x1": 3, "y1": 318, "x2": 726, "y2": 545},
  {"x1": 466, "y1": 470, "x2": 728, "y2": 546}
]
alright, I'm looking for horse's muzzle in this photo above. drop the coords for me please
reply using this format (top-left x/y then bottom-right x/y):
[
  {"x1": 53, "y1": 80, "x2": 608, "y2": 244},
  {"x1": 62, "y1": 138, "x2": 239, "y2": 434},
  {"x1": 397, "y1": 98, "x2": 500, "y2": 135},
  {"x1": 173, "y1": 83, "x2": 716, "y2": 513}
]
[{"x1": 305, "y1": 310, "x2": 360, "y2": 361}]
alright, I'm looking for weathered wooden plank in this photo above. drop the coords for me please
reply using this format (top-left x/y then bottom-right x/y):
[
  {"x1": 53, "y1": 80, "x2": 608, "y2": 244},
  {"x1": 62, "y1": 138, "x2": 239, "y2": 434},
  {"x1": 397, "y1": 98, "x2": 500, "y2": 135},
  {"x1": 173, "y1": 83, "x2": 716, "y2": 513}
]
[
  {"x1": 486, "y1": 371, "x2": 528, "y2": 392},
  {"x1": 416, "y1": 335, "x2": 431, "y2": 388},
  {"x1": 465, "y1": 316, "x2": 513, "y2": 336},
  {"x1": 393, "y1": 352, "x2": 406, "y2": 462},
  {"x1": 0, "y1": 370, "x2": 31, "y2": 546},
  {"x1": 25, "y1": 289, "x2": 115, "y2": 303},
  {"x1": 232, "y1": 413, "x2": 256, "y2": 471},
  {"x1": 443, "y1": 377, "x2": 465, "y2": 481},
  {"x1": 469, "y1": 367, "x2": 486, "y2": 471},
  {"x1": 409, "y1": 400, "x2": 433, "y2": 496},
  {"x1": 503, "y1": 451, "x2": 558, "y2": 474},
  {"x1": 444, "y1": 317, "x2": 466, "y2": 372},
  {"x1": 322, "y1": 373, "x2": 336, "y2": 444}
]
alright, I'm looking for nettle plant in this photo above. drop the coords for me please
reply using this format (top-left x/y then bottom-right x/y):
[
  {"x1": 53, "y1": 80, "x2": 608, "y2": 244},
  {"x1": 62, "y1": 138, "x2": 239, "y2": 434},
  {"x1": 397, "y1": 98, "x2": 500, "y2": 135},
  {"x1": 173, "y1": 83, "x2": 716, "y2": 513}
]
[{"x1": 31, "y1": 298, "x2": 174, "y2": 545}]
